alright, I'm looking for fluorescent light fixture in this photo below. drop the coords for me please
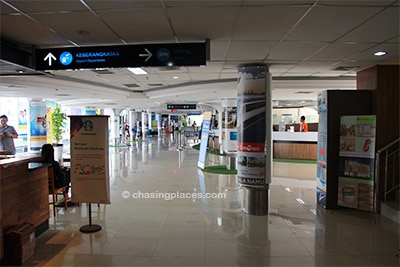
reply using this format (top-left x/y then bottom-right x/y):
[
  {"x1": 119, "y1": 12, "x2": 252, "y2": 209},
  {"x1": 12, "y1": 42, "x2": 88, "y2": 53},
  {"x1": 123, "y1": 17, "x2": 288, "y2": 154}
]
[
  {"x1": 127, "y1": 67, "x2": 148, "y2": 75},
  {"x1": 374, "y1": 51, "x2": 387, "y2": 56}
]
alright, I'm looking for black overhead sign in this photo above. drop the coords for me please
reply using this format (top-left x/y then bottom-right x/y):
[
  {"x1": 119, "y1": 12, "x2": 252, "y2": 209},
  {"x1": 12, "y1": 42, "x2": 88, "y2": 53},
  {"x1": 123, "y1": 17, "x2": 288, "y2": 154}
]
[
  {"x1": 167, "y1": 104, "x2": 197, "y2": 110},
  {"x1": 35, "y1": 42, "x2": 207, "y2": 70}
]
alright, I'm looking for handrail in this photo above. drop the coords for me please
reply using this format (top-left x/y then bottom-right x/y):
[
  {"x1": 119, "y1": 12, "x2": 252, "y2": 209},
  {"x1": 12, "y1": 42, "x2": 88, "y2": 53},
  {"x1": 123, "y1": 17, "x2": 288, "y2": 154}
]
[
  {"x1": 375, "y1": 137, "x2": 400, "y2": 212},
  {"x1": 376, "y1": 138, "x2": 400, "y2": 154}
]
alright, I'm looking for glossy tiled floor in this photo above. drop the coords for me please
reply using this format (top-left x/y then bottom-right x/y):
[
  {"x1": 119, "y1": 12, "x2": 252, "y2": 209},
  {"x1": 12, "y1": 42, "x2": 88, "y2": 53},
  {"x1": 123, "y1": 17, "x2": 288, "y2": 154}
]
[{"x1": 24, "y1": 135, "x2": 399, "y2": 266}]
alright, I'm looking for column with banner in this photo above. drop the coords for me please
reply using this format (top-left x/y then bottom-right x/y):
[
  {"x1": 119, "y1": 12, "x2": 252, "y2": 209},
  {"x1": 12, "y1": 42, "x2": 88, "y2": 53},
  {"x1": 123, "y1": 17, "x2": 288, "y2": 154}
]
[
  {"x1": 70, "y1": 115, "x2": 110, "y2": 204},
  {"x1": 236, "y1": 65, "x2": 269, "y2": 187},
  {"x1": 337, "y1": 115, "x2": 376, "y2": 212}
]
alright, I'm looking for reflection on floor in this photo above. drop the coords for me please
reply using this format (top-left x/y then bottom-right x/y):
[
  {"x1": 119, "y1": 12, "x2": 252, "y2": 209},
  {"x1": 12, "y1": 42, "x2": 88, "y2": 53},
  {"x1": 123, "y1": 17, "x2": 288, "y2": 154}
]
[{"x1": 24, "y1": 135, "x2": 399, "y2": 266}]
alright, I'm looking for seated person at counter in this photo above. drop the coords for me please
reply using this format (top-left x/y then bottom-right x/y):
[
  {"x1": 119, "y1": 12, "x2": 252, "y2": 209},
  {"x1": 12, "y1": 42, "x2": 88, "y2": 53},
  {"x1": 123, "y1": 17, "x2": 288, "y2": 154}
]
[
  {"x1": 300, "y1": 116, "x2": 309, "y2": 132},
  {"x1": 0, "y1": 114, "x2": 18, "y2": 155},
  {"x1": 41, "y1": 144, "x2": 71, "y2": 190}
]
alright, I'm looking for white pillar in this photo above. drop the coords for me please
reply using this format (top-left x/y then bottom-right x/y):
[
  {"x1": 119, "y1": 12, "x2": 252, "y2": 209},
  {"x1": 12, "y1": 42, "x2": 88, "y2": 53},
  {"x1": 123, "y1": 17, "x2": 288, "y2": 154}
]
[
  {"x1": 156, "y1": 113, "x2": 162, "y2": 137},
  {"x1": 141, "y1": 112, "x2": 147, "y2": 138},
  {"x1": 110, "y1": 109, "x2": 119, "y2": 145}
]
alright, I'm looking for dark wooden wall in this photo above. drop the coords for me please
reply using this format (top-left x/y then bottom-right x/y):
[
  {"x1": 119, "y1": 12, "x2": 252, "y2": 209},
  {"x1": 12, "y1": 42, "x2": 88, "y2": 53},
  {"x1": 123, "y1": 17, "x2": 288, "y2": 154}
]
[{"x1": 357, "y1": 65, "x2": 400, "y2": 202}]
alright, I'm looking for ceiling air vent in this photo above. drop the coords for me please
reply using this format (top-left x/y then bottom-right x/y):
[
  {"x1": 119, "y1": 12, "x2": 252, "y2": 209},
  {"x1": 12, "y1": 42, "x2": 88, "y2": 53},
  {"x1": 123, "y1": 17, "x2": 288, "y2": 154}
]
[
  {"x1": 92, "y1": 69, "x2": 114, "y2": 74},
  {"x1": 333, "y1": 66, "x2": 359, "y2": 71},
  {"x1": 55, "y1": 93, "x2": 71, "y2": 97},
  {"x1": 123, "y1": 83, "x2": 140, "y2": 88},
  {"x1": 147, "y1": 83, "x2": 164, "y2": 87},
  {"x1": 295, "y1": 91, "x2": 313, "y2": 94},
  {"x1": 159, "y1": 66, "x2": 180, "y2": 71}
]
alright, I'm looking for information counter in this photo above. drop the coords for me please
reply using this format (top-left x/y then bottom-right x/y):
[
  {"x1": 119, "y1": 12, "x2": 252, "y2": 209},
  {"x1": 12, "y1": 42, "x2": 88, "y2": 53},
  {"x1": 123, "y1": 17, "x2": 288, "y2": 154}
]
[
  {"x1": 273, "y1": 132, "x2": 318, "y2": 160},
  {"x1": 0, "y1": 153, "x2": 50, "y2": 259}
]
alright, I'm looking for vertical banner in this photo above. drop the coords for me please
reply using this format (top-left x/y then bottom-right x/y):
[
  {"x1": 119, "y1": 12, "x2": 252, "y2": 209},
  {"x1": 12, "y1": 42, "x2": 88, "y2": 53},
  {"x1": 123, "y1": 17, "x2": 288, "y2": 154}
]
[
  {"x1": 222, "y1": 107, "x2": 238, "y2": 152},
  {"x1": 337, "y1": 115, "x2": 376, "y2": 212},
  {"x1": 197, "y1": 111, "x2": 212, "y2": 169},
  {"x1": 237, "y1": 65, "x2": 267, "y2": 187},
  {"x1": 29, "y1": 100, "x2": 47, "y2": 151},
  {"x1": 316, "y1": 91, "x2": 328, "y2": 208},
  {"x1": 46, "y1": 107, "x2": 53, "y2": 144},
  {"x1": 18, "y1": 99, "x2": 28, "y2": 137},
  {"x1": 70, "y1": 115, "x2": 110, "y2": 204}
]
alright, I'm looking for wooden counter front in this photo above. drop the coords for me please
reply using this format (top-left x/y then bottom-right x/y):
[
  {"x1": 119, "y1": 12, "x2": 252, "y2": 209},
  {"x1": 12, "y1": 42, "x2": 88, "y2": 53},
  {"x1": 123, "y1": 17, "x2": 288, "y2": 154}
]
[
  {"x1": 273, "y1": 141, "x2": 317, "y2": 160},
  {"x1": 273, "y1": 132, "x2": 318, "y2": 160},
  {"x1": 0, "y1": 154, "x2": 50, "y2": 259}
]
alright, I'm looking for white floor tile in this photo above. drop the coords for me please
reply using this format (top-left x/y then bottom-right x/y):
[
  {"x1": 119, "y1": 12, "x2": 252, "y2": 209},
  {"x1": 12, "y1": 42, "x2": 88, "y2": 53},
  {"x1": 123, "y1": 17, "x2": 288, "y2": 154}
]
[{"x1": 22, "y1": 136, "x2": 399, "y2": 267}]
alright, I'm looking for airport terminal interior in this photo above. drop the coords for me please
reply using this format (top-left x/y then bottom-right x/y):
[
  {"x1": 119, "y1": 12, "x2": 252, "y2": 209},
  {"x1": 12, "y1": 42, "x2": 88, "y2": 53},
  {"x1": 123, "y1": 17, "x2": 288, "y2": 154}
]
[
  {"x1": 0, "y1": 1, "x2": 399, "y2": 266},
  {"x1": 19, "y1": 135, "x2": 399, "y2": 267}
]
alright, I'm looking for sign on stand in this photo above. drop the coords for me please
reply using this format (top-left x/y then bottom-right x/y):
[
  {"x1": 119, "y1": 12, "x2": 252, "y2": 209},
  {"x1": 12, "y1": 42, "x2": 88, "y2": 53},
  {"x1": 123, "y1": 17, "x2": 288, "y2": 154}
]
[
  {"x1": 70, "y1": 115, "x2": 110, "y2": 232},
  {"x1": 337, "y1": 115, "x2": 376, "y2": 212},
  {"x1": 197, "y1": 111, "x2": 212, "y2": 169}
]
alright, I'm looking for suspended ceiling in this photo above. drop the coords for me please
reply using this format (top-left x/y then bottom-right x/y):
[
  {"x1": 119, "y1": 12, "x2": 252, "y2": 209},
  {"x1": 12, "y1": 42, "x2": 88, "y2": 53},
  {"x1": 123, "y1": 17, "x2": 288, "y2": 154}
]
[{"x1": 0, "y1": 0, "x2": 399, "y2": 112}]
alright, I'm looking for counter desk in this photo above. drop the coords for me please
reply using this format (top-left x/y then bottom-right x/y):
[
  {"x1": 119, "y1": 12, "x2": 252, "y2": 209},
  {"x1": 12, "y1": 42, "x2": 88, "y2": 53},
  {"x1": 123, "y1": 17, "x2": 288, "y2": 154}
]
[
  {"x1": 0, "y1": 153, "x2": 50, "y2": 259},
  {"x1": 273, "y1": 131, "x2": 318, "y2": 160}
]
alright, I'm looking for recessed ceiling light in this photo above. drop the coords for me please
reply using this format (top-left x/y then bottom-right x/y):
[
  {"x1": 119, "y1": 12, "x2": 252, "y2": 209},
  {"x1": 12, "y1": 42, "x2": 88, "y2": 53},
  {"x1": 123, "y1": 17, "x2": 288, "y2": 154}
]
[
  {"x1": 172, "y1": 76, "x2": 179, "y2": 79},
  {"x1": 127, "y1": 67, "x2": 147, "y2": 75},
  {"x1": 374, "y1": 51, "x2": 387, "y2": 56}
]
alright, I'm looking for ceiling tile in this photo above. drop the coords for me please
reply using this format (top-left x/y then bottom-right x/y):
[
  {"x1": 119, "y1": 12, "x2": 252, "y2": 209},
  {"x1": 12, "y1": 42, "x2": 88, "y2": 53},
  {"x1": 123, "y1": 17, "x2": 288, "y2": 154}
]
[
  {"x1": 233, "y1": 5, "x2": 310, "y2": 41},
  {"x1": 169, "y1": 7, "x2": 238, "y2": 40},
  {"x1": 97, "y1": 9, "x2": 175, "y2": 43},
  {"x1": 227, "y1": 41, "x2": 278, "y2": 61},
  {"x1": 338, "y1": 6, "x2": 400, "y2": 43},
  {"x1": 268, "y1": 41, "x2": 328, "y2": 61},
  {"x1": 345, "y1": 43, "x2": 400, "y2": 62},
  {"x1": 286, "y1": 6, "x2": 382, "y2": 42},
  {"x1": 309, "y1": 42, "x2": 375, "y2": 61},
  {"x1": 5, "y1": 0, "x2": 86, "y2": 13}
]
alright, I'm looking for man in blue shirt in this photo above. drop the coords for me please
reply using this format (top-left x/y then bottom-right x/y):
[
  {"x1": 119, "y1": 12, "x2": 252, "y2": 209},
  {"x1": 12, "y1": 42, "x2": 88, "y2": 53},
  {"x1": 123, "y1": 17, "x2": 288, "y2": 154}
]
[{"x1": 0, "y1": 115, "x2": 18, "y2": 155}]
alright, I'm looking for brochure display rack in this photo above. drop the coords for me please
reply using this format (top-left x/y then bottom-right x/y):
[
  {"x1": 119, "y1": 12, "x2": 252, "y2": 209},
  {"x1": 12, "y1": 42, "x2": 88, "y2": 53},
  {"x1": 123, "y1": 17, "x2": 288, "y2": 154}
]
[{"x1": 316, "y1": 90, "x2": 372, "y2": 209}]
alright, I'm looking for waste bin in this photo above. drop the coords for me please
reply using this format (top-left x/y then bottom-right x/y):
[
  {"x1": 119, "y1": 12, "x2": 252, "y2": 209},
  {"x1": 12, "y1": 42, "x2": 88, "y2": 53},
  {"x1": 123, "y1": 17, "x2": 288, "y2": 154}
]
[
  {"x1": 4, "y1": 222, "x2": 36, "y2": 265},
  {"x1": 226, "y1": 151, "x2": 237, "y2": 170}
]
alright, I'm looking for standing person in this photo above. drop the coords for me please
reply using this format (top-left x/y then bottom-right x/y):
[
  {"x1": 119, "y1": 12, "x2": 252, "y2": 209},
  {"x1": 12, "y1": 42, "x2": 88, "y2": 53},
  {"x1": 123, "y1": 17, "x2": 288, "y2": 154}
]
[
  {"x1": 0, "y1": 115, "x2": 18, "y2": 154},
  {"x1": 131, "y1": 124, "x2": 137, "y2": 140},
  {"x1": 300, "y1": 116, "x2": 308, "y2": 132},
  {"x1": 124, "y1": 123, "x2": 130, "y2": 140}
]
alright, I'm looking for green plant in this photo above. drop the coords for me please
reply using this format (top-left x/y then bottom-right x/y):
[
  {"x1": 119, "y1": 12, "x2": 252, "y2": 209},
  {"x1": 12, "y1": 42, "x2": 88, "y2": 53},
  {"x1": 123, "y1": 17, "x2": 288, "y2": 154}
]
[{"x1": 51, "y1": 107, "x2": 67, "y2": 144}]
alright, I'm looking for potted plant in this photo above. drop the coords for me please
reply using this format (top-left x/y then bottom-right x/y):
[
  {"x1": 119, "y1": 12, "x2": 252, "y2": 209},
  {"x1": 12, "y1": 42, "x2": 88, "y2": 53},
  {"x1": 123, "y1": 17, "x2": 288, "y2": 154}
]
[{"x1": 51, "y1": 107, "x2": 67, "y2": 163}]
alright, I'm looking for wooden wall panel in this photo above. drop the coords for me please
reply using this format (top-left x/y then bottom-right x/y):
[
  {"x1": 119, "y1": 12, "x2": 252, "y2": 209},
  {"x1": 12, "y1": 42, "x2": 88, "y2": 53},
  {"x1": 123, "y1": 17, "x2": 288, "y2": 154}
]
[{"x1": 0, "y1": 162, "x2": 49, "y2": 259}]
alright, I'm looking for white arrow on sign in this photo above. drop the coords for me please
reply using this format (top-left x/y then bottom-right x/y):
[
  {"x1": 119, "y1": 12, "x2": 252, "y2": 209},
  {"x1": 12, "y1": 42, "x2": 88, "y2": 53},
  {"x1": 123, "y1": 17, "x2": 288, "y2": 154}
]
[
  {"x1": 44, "y1": 53, "x2": 57, "y2": 66},
  {"x1": 139, "y1": 48, "x2": 152, "y2": 62}
]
